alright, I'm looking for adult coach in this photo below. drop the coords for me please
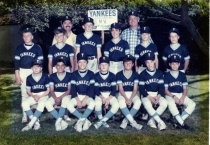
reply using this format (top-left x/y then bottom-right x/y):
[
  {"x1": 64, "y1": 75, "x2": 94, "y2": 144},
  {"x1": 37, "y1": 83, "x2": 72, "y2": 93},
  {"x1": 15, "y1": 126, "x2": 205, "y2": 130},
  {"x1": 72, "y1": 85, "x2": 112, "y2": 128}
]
[
  {"x1": 52, "y1": 15, "x2": 76, "y2": 48},
  {"x1": 121, "y1": 11, "x2": 141, "y2": 56}
]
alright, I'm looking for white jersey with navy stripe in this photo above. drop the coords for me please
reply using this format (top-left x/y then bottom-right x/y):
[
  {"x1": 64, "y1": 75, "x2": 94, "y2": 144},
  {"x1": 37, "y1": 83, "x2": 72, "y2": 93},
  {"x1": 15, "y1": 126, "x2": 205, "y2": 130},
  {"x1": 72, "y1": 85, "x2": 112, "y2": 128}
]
[
  {"x1": 139, "y1": 69, "x2": 164, "y2": 97},
  {"x1": 70, "y1": 70, "x2": 95, "y2": 98},
  {"x1": 164, "y1": 71, "x2": 188, "y2": 93},
  {"x1": 116, "y1": 70, "x2": 139, "y2": 92},
  {"x1": 26, "y1": 73, "x2": 49, "y2": 93},
  {"x1": 76, "y1": 33, "x2": 101, "y2": 57},
  {"x1": 104, "y1": 39, "x2": 130, "y2": 61},
  {"x1": 14, "y1": 43, "x2": 43, "y2": 70}
]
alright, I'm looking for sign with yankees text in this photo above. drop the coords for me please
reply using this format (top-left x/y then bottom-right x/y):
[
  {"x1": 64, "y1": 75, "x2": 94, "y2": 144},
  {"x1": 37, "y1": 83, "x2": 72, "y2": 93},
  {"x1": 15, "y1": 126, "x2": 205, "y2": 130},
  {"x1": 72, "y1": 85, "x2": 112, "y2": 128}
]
[{"x1": 88, "y1": 9, "x2": 118, "y2": 31}]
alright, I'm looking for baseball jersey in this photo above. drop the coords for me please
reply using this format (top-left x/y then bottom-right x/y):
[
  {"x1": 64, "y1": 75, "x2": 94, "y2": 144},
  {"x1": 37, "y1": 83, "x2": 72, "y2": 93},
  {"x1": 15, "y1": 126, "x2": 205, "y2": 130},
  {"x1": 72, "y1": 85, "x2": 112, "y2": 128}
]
[
  {"x1": 48, "y1": 44, "x2": 74, "y2": 67},
  {"x1": 14, "y1": 43, "x2": 43, "y2": 70},
  {"x1": 104, "y1": 39, "x2": 130, "y2": 61},
  {"x1": 75, "y1": 33, "x2": 101, "y2": 57},
  {"x1": 116, "y1": 70, "x2": 139, "y2": 92},
  {"x1": 71, "y1": 70, "x2": 95, "y2": 98},
  {"x1": 139, "y1": 69, "x2": 164, "y2": 97},
  {"x1": 162, "y1": 44, "x2": 190, "y2": 70},
  {"x1": 26, "y1": 73, "x2": 49, "y2": 93},
  {"x1": 164, "y1": 71, "x2": 188, "y2": 93},
  {"x1": 135, "y1": 43, "x2": 158, "y2": 66},
  {"x1": 94, "y1": 72, "x2": 116, "y2": 97},
  {"x1": 49, "y1": 72, "x2": 71, "y2": 92}
]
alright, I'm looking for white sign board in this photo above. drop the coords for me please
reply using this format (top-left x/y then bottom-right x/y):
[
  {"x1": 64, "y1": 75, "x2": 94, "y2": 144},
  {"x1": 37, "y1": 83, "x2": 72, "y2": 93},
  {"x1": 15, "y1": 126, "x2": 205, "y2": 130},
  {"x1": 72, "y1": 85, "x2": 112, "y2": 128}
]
[{"x1": 88, "y1": 9, "x2": 118, "y2": 31}]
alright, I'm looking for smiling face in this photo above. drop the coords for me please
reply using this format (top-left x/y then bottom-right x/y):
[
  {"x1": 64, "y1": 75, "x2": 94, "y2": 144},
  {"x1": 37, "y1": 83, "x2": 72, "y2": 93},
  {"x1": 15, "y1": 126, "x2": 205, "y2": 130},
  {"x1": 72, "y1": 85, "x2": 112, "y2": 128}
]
[
  {"x1": 55, "y1": 33, "x2": 64, "y2": 43},
  {"x1": 56, "y1": 62, "x2": 65, "y2": 73},
  {"x1": 99, "y1": 63, "x2": 109, "y2": 73},
  {"x1": 111, "y1": 28, "x2": 121, "y2": 39},
  {"x1": 124, "y1": 61, "x2": 134, "y2": 71},
  {"x1": 141, "y1": 33, "x2": 150, "y2": 42},
  {"x1": 83, "y1": 22, "x2": 94, "y2": 32},
  {"x1": 129, "y1": 15, "x2": 139, "y2": 28},
  {"x1": 32, "y1": 65, "x2": 42, "y2": 74},
  {"x1": 169, "y1": 62, "x2": 180, "y2": 71},
  {"x1": 145, "y1": 60, "x2": 155, "y2": 71},
  {"x1": 169, "y1": 32, "x2": 180, "y2": 44},
  {"x1": 62, "y1": 20, "x2": 73, "y2": 32},
  {"x1": 78, "y1": 60, "x2": 88, "y2": 71},
  {"x1": 23, "y1": 32, "x2": 33, "y2": 44}
]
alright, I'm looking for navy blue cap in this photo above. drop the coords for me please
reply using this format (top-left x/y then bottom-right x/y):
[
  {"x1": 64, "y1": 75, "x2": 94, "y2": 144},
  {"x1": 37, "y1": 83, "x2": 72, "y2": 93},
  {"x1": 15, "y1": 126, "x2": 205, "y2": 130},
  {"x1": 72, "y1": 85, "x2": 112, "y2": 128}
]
[
  {"x1": 83, "y1": 17, "x2": 94, "y2": 25},
  {"x1": 128, "y1": 11, "x2": 138, "y2": 17},
  {"x1": 141, "y1": 26, "x2": 150, "y2": 33},
  {"x1": 99, "y1": 56, "x2": 110, "y2": 64},
  {"x1": 61, "y1": 15, "x2": 72, "y2": 23},
  {"x1": 169, "y1": 55, "x2": 181, "y2": 63},
  {"x1": 144, "y1": 52, "x2": 155, "y2": 61},
  {"x1": 169, "y1": 27, "x2": 180, "y2": 35},
  {"x1": 56, "y1": 57, "x2": 66, "y2": 65},
  {"x1": 22, "y1": 27, "x2": 33, "y2": 34},
  {"x1": 110, "y1": 23, "x2": 121, "y2": 30},
  {"x1": 54, "y1": 27, "x2": 65, "y2": 34},
  {"x1": 77, "y1": 53, "x2": 88, "y2": 61},
  {"x1": 33, "y1": 59, "x2": 43, "y2": 67},
  {"x1": 123, "y1": 54, "x2": 135, "y2": 63}
]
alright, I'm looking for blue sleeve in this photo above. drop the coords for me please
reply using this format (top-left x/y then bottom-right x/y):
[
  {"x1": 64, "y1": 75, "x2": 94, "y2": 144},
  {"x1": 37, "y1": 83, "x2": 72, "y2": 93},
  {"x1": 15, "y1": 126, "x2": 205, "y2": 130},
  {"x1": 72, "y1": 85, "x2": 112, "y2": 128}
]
[
  {"x1": 182, "y1": 73, "x2": 188, "y2": 86},
  {"x1": 124, "y1": 41, "x2": 130, "y2": 55},
  {"x1": 70, "y1": 74, "x2": 77, "y2": 98},
  {"x1": 163, "y1": 73, "x2": 169, "y2": 88},
  {"x1": 88, "y1": 73, "x2": 95, "y2": 98},
  {"x1": 26, "y1": 76, "x2": 31, "y2": 90},
  {"x1": 14, "y1": 46, "x2": 20, "y2": 70},
  {"x1": 110, "y1": 75, "x2": 117, "y2": 97},
  {"x1": 103, "y1": 43, "x2": 109, "y2": 57},
  {"x1": 45, "y1": 74, "x2": 50, "y2": 88},
  {"x1": 134, "y1": 45, "x2": 140, "y2": 59},
  {"x1": 48, "y1": 46, "x2": 53, "y2": 59},
  {"x1": 153, "y1": 43, "x2": 158, "y2": 56},
  {"x1": 37, "y1": 45, "x2": 44, "y2": 60},
  {"x1": 138, "y1": 74, "x2": 148, "y2": 97},
  {"x1": 94, "y1": 75, "x2": 100, "y2": 96},
  {"x1": 96, "y1": 35, "x2": 102, "y2": 48},
  {"x1": 75, "y1": 35, "x2": 81, "y2": 48},
  {"x1": 158, "y1": 72, "x2": 165, "y2": 97},
  {"x1": 182, "y1": 45, "x2": 190, "y2": 59},
  {"x1": 162, "y1": 46, "x2": 168, "y2": 61}
]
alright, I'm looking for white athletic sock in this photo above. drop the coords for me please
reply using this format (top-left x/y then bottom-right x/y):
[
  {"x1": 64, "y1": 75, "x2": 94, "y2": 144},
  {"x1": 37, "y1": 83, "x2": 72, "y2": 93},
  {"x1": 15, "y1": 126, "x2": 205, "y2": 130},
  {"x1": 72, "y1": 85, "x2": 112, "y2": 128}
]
[
  {"x1": 175, "y1": 115, "x2": 184, "y2": 125},
  {"x1": 98, "y1": 114, "x2": 103, "y2": 120},
  {"x1": 126, "y1": 114, "x2": 134, "y2": 123},
  {"x1": 28, "y1": 116, "x2": 37, "y2": 127},
  {"x1": 153, "y1": 114, "x2": 162, "y2": 123},
  {"x1": 181, "y1": 111, "x2": 190, "y2": 121}
]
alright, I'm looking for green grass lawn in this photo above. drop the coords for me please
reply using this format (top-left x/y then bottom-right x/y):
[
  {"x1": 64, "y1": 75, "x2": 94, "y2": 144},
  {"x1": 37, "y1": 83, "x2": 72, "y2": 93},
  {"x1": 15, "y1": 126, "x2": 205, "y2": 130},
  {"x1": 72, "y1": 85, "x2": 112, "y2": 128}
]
[{"x1": 0, "y1": 74, "x2": 208, "y2": 145}]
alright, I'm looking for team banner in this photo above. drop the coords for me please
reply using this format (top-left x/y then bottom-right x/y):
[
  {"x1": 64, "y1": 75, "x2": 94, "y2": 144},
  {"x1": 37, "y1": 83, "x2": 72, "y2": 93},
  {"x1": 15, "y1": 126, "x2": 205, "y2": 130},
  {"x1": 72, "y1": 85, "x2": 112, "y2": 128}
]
[{"x1": 88, "y1": 9, "x2": 118, "y2": 31}]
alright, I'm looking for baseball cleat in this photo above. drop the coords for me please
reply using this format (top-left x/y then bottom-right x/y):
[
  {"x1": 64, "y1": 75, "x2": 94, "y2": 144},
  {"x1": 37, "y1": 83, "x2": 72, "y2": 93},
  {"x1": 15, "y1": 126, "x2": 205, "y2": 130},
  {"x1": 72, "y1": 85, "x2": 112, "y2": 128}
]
[
  {"x1": 21, "y1": 124, "x2": 32, "y2": 132},
  {"x1": 60, "y1": 120, "x2": 68, "y2": 130},
  {"x1": 83, "y1": 119, "x2": 92, "y2": 131},
  {"x1": 64, "y1": 115, "x2": 71, "y2": 122},
  {"x1": 22, "y1": 115, "x2": 28, "y2": 123},
  {"x1": 120, "y1": 118, "x2": 128, "y2": 129},
  {"x1": 141, "y1": 114, "x2": 148, "y2": 121},
  {"x1": 55, "y1": 118, "x2": 62, "y2": 131},
  {"x1": 158, "y1": 121, "x2": 166, "y2": 131},
  {"x1": 130, "y1": 121, "x2": 143, "y2": 130},
  {"x1": 74, "y1": 119, "x2": 84, "y2": 132},
  {"x1": 147, "y1": 119, "x2": 157, "y2": 129},
  {"x1": 102, "y1": 122, "x2": 110, "y2": 128},
  {"x1": 33, "y1": 121, "x2": 41, "y2": 130},
  {"x1": 94, "y1": 121, "x2": 103, "y2": 129}
]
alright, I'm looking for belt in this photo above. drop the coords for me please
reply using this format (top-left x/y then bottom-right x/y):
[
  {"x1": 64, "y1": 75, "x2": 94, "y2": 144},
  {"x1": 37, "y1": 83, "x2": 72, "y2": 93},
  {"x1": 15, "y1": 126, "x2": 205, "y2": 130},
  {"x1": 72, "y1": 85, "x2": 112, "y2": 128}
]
[{"x1": 88, "y1": 56, "x2": 96, "y2": 60}]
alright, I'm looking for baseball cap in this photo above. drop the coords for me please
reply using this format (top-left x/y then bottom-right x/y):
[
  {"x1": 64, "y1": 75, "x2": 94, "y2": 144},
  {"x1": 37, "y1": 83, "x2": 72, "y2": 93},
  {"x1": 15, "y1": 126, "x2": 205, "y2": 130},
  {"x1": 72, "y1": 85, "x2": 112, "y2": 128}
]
[
  {"x1": 141, "y1": 26, "x2": 150, "y2": 33},
  {"x1": 56, "y1": 57, "x2": 66, "y2": 65},
  {"x1": 61, "y1": 15, "x2": 72, "y2": 23},
  {"x1": 169, "y1": 55, "x2": 181, "y2": 63},
  {"x1": 54, "y1": 27, "x2": 65, "y2": 35},
  {"x1": 123, "y1": 54, "x2": 135, "y2": 63},
  {"x1": 99, "y1": 56, "x2": 110, "y2": 64},
  {"x1": 33, "y1": 59, "x2": 43, "y2": 67},
  {"x1": 21, "y1": 27, "x2": 34, "y2": 34},
  {"x1": 110, "y1": 23, "x2": 121, "y2": 30},
  {"x1": 83, "y1": 17, "x2": 94, "y2": 25},
  {"x1": 128, "y1": 11, "x2": 138, "y2": 17},
  {"x1": 144, "y1": 52, "x2": 155, "y2": 61},
  {"x1": 77, "y1": 53, "x2": 88, "y2": 62},
  {"x1": 169, "y1": 27, "x2": 180, "y2": 35}
]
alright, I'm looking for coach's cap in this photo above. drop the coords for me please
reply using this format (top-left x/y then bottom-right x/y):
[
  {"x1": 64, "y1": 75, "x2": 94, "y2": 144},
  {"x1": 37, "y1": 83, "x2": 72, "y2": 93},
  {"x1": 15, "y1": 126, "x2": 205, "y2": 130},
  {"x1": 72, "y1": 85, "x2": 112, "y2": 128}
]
[
  {"x1": 56, "y1": 57, "x2": 66, "y2": 65},
  {"x1": 144, "y1": 52, "x2": 155, "y2": 61},
  {"x1": 123, "y1": 54, "x2": 135, "y2": 63},
  {"x1": 99, "y1": 56, "x2": 110, "y2": 64},
  {"x1": 61, "y1": 15, "x2": 72, "y2": 23},
  {"x1": 141, "y1": 26, "x2": 150, "y2": 33},
  {"x1": 169, "y1": 27, "x2": 180, "y2": 35},
  {"x1": 83, "y1": 17, "x2": 94, "y2": 25},
  {"x1": 110, "y1": 23, "x2": 121, "y2": 30},
  {"x1": 54, "y1": 27, "x2": 65, "y2": 35},
  {"x1": 77, "y1": 53, "x2": 88, "y2": 61},
  {"x1": 33, "y1": 59, "x2": 43, "y2": 67},
  {"x1": 169, "y1": 55, "x2": 181, "y2": 63},
  {"x1": 128, "y1": 11, "x2": 138, "y2": 17}
]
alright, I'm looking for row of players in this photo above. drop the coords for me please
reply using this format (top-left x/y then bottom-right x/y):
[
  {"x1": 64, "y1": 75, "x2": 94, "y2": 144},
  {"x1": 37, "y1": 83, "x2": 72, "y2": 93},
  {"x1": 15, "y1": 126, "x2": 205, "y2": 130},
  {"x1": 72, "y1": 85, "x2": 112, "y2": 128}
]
[{"x1": 21, "y1": 52, "x2": 196, "y2": 132}]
